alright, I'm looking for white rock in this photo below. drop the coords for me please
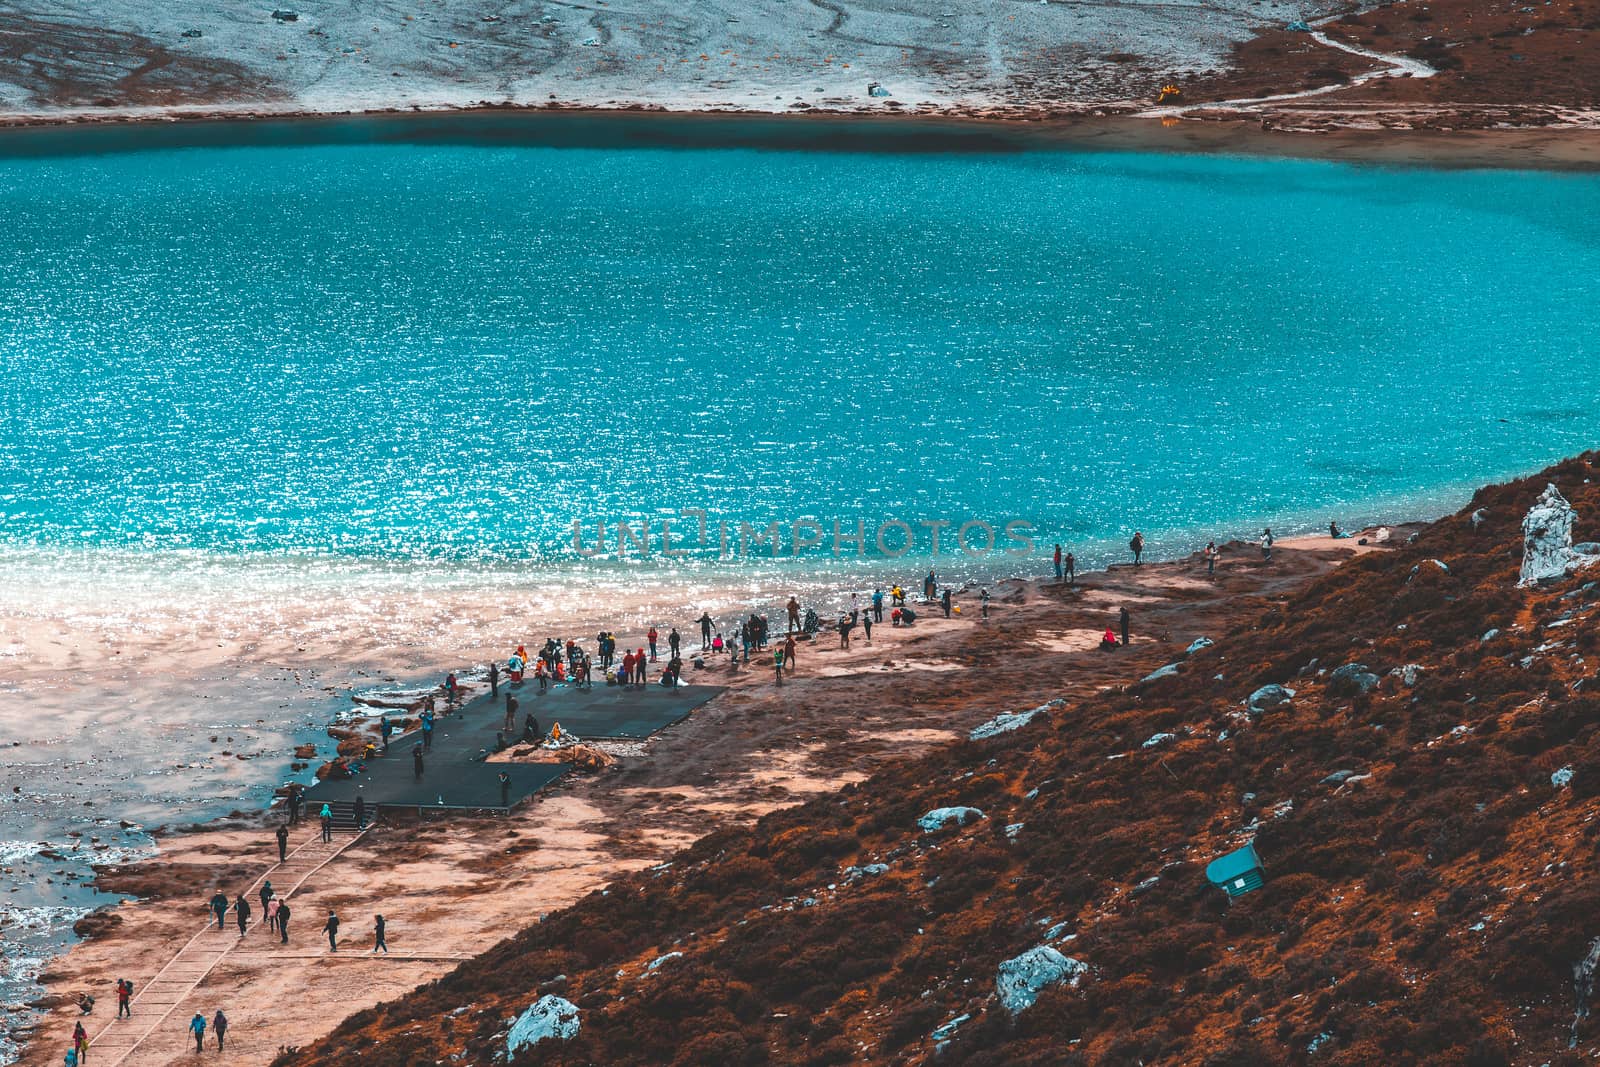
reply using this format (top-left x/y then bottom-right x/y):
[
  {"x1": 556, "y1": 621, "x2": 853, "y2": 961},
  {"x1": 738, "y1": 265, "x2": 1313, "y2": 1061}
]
[
  {"x1": 1520, "y1": 484, "x2": 1600, "y2": 587},
  {"x1": 1247, "y1": 684, "x2": 1295, "y2": 715},
  {"x1": 646, "y1": 951, "x2": 682, "y2": 972},
  {"x1": 506, "y1": 995, "x2": 580, "y2": 1054},
  {"x1": 918, "y1": 806, "x2": 985, "y2": 832},
  {"x1": 1186, "y1": 637, "x2": 1214, "y2": 655},
  {"x1": 1140, "y1": 663, "x2": 1180, "y2": 684},
  {"x1": 845, "y1": 863, "x2": 890, "y2": 880},
  {"x1": 969, "y1": 699, "x2": 1063, "y2": 741},
  {"x1": 1389, "y1": 664, "x2": 1424, "y2": 687},
  {"x1": 1141, "y1": 732, "x2": 1175, "y2": 749},
  {"x1": 1553, "y1": 766, "x2": 1574, "y2": 788},
  {"x1": 931, "y1": 1012, "x2": 970, "y2": 1050},
  {"x1": 996, "y1": 945, "x2": 1087, "y2": 1015}
]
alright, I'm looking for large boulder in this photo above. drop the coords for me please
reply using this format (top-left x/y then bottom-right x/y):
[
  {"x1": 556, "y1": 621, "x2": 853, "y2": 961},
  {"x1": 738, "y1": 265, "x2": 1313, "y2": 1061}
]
[
  {"x1": 507, "y1": 995, "x2": 580, "y2": 1054},
  {"x1": 1520, "y1": 484, "x2": 1600, "y2": 587},
  {"x1": 918, "y1": 806, "x2": 985, "y2": 832},
  {"x1": 996, "y1": 945, "x2": 1087, "y2": 1015},
  {"x1": 1247, "y1": 684, "x2": 1294, "y2": 716},
  {"x1": 1328, "y1": 663, "x2": 1381, "y2": 697}
]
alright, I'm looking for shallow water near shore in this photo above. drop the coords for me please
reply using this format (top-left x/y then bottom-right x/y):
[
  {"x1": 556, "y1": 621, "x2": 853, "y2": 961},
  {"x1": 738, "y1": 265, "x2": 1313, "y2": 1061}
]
[{"x1": 2, "y1": 117, "x2": 1600, "y2": 1054}]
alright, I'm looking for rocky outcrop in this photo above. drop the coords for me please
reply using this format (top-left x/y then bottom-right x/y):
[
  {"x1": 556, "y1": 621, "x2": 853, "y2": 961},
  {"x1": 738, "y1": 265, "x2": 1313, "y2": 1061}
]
[
  {"x1": 969, "y1": 699, "x2": 1062, "y2": 741},
  {"x1": 507, "y1": 995, "x2": 580, "y2": 1054},
  {"x1": 996, "y1": 945, "x2": 1087, "y2": 1015},
  {"x1": 917, "y1": 807, "x2": 984, "y2": 832},
  {"x1": 1140, "y1": 663, "x2": 1181, "y2": 685},
  {"x1": 1247, "y1": 684, "x2": 1294, "y2": 716},
  {"x1": 1329, "y1": 663, "x2": 1382, "y2": 697},
  {"x1": 1573, "y1": 938, "x2": 1600, "y2": 1047},
  {"x1": 1519, "y1": 484, "x2": 1599, "y2": 587}
]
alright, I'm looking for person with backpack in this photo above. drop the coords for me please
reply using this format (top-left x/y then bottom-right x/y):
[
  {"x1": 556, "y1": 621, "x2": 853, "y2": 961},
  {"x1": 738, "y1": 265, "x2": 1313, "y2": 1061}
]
[
  {"x1": 276, "y1": 901, "x2": 291, "y2": 944},
  {"x1": 209, "y1": 891, "x2": 228, "y2": 930},
  {"x1": 319, "y1": 803, "x2": 333, "y2": 843},
  {"x1": 1130, "y1": 531, "x2": 1145, "y2": 565},
  {"x1": 213, "y1": 1009, "x2": 229, "y2": 1051},
  {"x1": 234, "y1": 893, "x2": 251, "y2": 936},
  {"x1": 115, "y1": 977, "x2": 133, "y2": 1018},
  {"x1": 188, "y1": 1012, "x2": 206, "y2": 1053}
]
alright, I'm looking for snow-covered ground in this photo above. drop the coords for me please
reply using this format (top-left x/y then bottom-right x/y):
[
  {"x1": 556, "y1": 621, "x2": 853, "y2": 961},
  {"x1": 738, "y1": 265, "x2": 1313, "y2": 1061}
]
[{"x1": 0, "y1": 0, "x2": 1349, "y2": 122}]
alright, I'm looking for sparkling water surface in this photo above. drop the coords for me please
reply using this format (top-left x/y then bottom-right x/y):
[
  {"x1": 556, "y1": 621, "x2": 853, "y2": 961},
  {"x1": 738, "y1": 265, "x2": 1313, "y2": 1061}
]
[{"x1": 3, "y1": 126, "x2": 1598, "y2": 585}]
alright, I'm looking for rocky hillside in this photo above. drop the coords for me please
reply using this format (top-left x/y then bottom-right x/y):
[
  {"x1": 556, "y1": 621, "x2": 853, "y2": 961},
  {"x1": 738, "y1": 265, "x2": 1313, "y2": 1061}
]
[{"x1": 282, "y1": 454, "x2": 1600, "y2": 1066}]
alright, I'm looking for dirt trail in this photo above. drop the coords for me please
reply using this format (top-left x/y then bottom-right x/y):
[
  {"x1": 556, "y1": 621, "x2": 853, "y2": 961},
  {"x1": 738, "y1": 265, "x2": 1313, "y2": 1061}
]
[{"x1": 18, "y1": 532, "x2": 1404, "y2": 1065}]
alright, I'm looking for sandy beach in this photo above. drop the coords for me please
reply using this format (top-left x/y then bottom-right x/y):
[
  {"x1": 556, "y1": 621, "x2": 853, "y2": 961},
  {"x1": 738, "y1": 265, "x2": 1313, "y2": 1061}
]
[{"x1": 12, "y1": 527, "x2": 1416, "y2": 1064}]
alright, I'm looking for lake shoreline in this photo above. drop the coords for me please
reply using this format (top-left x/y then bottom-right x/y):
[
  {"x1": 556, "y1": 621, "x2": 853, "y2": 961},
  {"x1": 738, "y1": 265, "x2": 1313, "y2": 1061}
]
[
  {"x1": 1, "y1": 105, "x2": 1599, "y2": 171},
  {"x1": 13, "y1": 527, "x2": 1417, "y2": 1066}
]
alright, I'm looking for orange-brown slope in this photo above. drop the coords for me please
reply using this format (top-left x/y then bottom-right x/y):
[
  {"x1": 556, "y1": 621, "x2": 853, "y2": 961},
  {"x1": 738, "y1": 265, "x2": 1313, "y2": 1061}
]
[
  {"x1": 1179, "y1": 0, "x2": 1600, "y2": 127},
  {"x1": 283, "y1": 453, "x2": 1600, "y2": 1067}
]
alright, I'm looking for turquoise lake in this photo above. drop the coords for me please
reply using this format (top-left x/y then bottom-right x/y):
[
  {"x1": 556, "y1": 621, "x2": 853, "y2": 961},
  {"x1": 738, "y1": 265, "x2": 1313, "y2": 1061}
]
[{"x1": 2, "y1": 119, "x2": 1599, "y2": 583}]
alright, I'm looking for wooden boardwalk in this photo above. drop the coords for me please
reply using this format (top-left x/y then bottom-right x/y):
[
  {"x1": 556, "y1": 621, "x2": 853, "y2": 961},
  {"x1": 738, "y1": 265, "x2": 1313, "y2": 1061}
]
[{"x1": 85, "y1": 825, "x2": 368, "y2": 1066}]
